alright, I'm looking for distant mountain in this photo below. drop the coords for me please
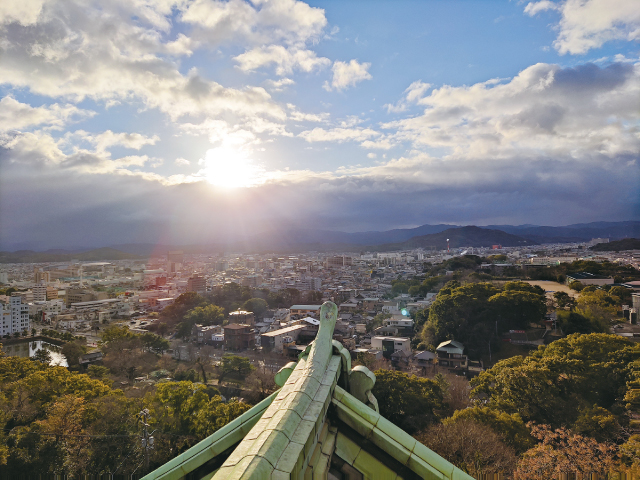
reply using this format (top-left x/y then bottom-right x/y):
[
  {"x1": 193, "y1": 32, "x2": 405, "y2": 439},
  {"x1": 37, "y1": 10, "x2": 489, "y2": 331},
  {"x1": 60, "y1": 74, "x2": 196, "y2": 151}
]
[
  {"x1": 379, "y1": 226, "x2": 534, "y2": 251},
  {"x1": 0, "y1": 247, "x2": 142, "y2": 264},
  {"x1": 487, "y1": 221, "x2": 640, "y2": 243},
  {"x1": 590, "y1": 238, "x2": 640, "y2": 252},
  {"x1": 4, "y1": 221, "x2": 638, "y2": 257}
]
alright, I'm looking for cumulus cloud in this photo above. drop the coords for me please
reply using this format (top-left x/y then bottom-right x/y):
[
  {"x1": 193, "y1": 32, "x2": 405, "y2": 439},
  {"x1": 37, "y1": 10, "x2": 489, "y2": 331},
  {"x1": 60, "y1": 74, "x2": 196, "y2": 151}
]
[
  {"x1": 385, "y1": 80, "x2": 431, "y2": 113},
  {"x1": 525, "y1": 0, "x2": 640, "y2": 54},
  {"x1": 383, "y1": 61, "x2": 640, "y2": 159},
  {"x1": 181, "y1": 0, "x2": 327, "y2": 47},
  {"x1": 299, "y1": 127, "x2": 380, "y2": 143},
  {"x1": 0, "y1": 96, "x2": 94, "y2": 132},
  {"x1": 324, "y1": 60, "x2": 372, "y2": 91},
  {"x1": 234, "y1": 45, "x2": 330, "y2": 75},
  {"x1": 0, "y1": 0, "x2": 288, "y2": 124}
]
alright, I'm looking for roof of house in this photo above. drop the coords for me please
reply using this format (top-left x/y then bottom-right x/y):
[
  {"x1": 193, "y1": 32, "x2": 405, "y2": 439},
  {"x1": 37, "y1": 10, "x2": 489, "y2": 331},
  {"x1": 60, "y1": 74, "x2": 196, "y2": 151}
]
[
  {"x1": 261, "y1": 324, "x2": 306, "y2": 337},
  {"x1": 436, "y1": 340, "x2": 465, "y2": 352},
  {"x1": 142, "y1": 302, "x2": 474, "y2": 480},
  {"x1": 289, "y1": 304, "x2": 322, "y2": 310}
]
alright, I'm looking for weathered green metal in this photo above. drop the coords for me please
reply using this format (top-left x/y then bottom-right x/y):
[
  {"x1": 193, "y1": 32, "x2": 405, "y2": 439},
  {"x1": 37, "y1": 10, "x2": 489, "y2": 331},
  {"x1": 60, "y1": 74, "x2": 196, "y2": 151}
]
[
  {"x1": 332, "y1": 385, "x2": 475, "y2": 480},
  {"x1": 211, "y1": 301, "x2": 340, "y2": 479},
  {"x1": 143, "y1": 300, "x2": 477, "y2": 480},
  {"x1": 140, "y1": 390, "x2": 280, "y2": 480}
]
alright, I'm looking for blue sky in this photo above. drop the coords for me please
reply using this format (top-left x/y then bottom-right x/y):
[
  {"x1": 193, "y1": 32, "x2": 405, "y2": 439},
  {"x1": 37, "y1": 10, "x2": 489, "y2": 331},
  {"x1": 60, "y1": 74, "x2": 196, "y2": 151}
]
[{"x1": 0, "y1": 0, "x2": 639, "y2": 250}]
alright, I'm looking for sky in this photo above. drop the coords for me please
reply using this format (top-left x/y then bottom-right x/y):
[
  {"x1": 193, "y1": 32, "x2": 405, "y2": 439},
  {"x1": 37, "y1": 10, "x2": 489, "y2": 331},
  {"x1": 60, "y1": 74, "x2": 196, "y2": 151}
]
[{"x1": 0, "y1": 0, "x2": 639, "y2": 250}]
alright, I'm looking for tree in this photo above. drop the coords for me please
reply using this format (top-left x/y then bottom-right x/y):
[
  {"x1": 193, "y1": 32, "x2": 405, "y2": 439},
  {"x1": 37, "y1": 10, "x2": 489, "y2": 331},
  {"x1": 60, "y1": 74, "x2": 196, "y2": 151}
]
[
  {"x1": 415, "y1": 419, "x2": 517, "y2": 477},
  {"x1": 568, "y1": 280, "x2": 584, "y2": 291},
  {"x1": 218, "y1": 355, "x2": 254, "y2": 383},
  {"x1": 556, "y1": 310, "x2": 607, "y2": 335},
  {"x1": 488, "y1": 290, "x2": 546, "y2": 331},
  {"x1": 513, "y1": 424, "x2": 616, "y2": 480},
  {"x1": 184, "y1": 304, "x2": 225, "y2": 327},
  {"x1": 553, "y1": 291, "x2": 574, "y2": 309},
  {"x1": 448, "y1": 406, "x2": 533, "y2": 454},
  {"x1": 61, "y1": 341, "x2": 86, "y2": 367},
  {"x1": 470, "y1": 333, "x2": 639, "y2": 430},
  {"x1": 32, "y1": 349, "x2": 52, "y2": 364},
  {"x1": 242, "y1": 298, "x2": 268, "y2": 318},
  {"x1": 372, "y1": 370, "x2": 444, "y2": 434}
]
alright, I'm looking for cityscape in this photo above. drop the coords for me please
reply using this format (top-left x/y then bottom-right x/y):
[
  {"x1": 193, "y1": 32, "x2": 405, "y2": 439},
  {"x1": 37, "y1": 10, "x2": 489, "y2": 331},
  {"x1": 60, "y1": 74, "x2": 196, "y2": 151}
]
[{"x1": 1, "y1": 0, "x2": 640, "y2": 478}]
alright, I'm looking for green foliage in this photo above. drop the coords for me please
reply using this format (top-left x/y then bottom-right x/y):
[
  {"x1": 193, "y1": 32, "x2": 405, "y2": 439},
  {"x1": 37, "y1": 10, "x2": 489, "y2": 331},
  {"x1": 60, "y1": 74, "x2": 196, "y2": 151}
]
[
  {"x1": 159, "y1": 292, "x2": 207, "y2": 325},
  {"x1": 242, "y1": 298, "x2": 268, "y2": 317},
  {"x1": 470, "y1": 333, "x2": 640, "y2": 431},
  {"x1": 556, "y1": 310, "x2": 607, "y2": 334},
  {"x1": 568, "y1": 280, "x2": 584, "y2": 291},
  {"x1": 218, "y1": 354, "x2": 254, "y2": 383},
  {"x1": 140, "y1": 333, "x2": 170, "y2": 354},
  {"x1": 553, "y1": 291, "x2": 574, "y2": 309},
  {"x1": 174, "y1": 368, "x2": 200, "y2": 382},
  {"x1": 372, "y1": 369, "x2": 444, "y2": 434},
  {"x1": 448, "y1": 406, "x2": 533, "y2": 454},
  {"x1": 32, "y1": 348, "x2": 52, "y2": 364},
  {"x1": 185, "y1": 304, "x2": 225, "y2": 326},
  {"x1": 61, "y1": 341, "x2": 87, "y2": 367},
  {"x1": 421, "y1": 281, "x2": 547, "y2": 358},
  {"x1": 41, "y1": 329, "x2": 77, "y2": 341},
  {"x1": 0, "y1": 344, "x2": 253, "y2": 476}
]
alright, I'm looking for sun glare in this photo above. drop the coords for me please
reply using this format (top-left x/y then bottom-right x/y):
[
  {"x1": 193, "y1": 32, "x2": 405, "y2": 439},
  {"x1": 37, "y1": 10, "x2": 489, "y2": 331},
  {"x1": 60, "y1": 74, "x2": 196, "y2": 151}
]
[{"x1": 199, "y1": 147, "x2": 265, "y2": 189}]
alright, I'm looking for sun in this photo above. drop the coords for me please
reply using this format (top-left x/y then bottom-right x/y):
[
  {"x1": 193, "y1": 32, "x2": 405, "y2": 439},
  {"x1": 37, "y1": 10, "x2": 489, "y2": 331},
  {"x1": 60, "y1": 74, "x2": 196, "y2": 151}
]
[{"x1": 199, "y1": 147, "x2": 265, "y2": 189}]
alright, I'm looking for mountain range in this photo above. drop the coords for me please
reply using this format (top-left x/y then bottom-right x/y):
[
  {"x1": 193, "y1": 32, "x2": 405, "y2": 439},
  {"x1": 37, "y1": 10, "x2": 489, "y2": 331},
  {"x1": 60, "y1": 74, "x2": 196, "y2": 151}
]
[{"x1": 1, "y1": 221, "x2": 637, "y2": 262}]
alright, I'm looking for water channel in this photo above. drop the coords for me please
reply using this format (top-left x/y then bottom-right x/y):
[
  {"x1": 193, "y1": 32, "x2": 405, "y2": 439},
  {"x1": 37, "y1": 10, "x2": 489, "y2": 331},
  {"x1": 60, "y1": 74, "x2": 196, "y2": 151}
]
[{"x1": 2, "y1": 339, "x2": 68, "y2": 367}]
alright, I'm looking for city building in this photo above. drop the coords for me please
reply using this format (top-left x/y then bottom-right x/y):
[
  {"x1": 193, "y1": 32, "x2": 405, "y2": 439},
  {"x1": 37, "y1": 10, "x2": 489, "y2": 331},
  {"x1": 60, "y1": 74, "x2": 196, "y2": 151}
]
[
  {"x1": 290, "y1": 304, "x2": 322, "y2": 317},
  {"x1": 228, "y1": 310, "x2": 255, "y2": 325},
  {"x1": 223, "y1": 324, "x2": 254, "y2": 351},
  {"x1": 566, "y1": 272, "x2": 614, "y2": 286},
  {"x1": 260, "y1": 324, "x2": 307, "y2": 353},
  {"x1": 0, "y1": 295, "x2": 30, "y2": 337},
  {"x1": 186, "y1": 274, "x2": 206, "y2": 294},
  {"x1": 370, "y1": 336, "x2": 411, "y2": 359},
  {"x1": 436, "y1": 340, "x2": 468, "y2": 369}
]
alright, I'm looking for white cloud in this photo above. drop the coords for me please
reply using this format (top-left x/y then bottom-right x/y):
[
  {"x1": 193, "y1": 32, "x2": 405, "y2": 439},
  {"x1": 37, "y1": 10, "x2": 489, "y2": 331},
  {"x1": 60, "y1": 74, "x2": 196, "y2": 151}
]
[
  {"x1": 0, "y1": 0, "x2": 46, "y2": 26},
  {"x1": 234, "y1": 45, "x2": 330, "y2": 75},
  {"x1": 367, "y1": 152, "x2": 377, "y2": 159},
  {"x1": 175, "y1": 157, "x2": 191, "y2": 166},
  {"x1": 0, "y1": 96, "x2": 94, "y2": 132},
  {"x1": 87, "y1": 130, "x2": 160, "y2": 154},
  {"x1": 324, "y1": 59, "x2": 372, "y2": 91},
  {"x1": 286, "y1": 104, "x2": 329, "y2": 123},
  {"x1": 524, "y1": 1, "x2": 559, "y2": 16},
  {"x1": 525, "y1": 0, "x2": 640, "y2": 55},
  {"x1": 385, "y1": 80, "x2": 431, "y2": 113},
  {"x1": 181, "y1": 0, "x2": 327, "y2": 46},
  {"x1": 265, "y1": 77, "x2": 296, "y2": 91},
  {"x1": 0, "y1": 0, "x2": 287, "y2": 124},
  {"x1": 299, "y1": 126, "x2": 380, "y2": 143},
  {"x1": 383, "y1": 61, "x2": 640, "y2": 159}
]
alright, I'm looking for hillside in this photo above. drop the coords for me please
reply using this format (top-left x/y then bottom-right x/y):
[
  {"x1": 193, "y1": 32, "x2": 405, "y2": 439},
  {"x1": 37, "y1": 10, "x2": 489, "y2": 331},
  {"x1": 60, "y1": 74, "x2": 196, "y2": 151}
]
[
  {"x1": 0, "y1": 247, "x2": 142, "y2": 263},
  {"x1": 381, "y1": 226, "x2": 534, "y2": 250},
  {"x1": 590, "y1": 238, "x2": 640, "y2": 251}
]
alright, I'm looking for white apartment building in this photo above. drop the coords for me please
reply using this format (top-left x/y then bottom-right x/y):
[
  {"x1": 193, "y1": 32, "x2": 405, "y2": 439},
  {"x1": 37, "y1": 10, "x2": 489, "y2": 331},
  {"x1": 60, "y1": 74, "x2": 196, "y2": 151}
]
[
  {"x1": 32, "y1": 283, "x2": 47, "y2": 302},
  {"x1": 0, "y1": 295, "x2": 30, "y2": 337}
]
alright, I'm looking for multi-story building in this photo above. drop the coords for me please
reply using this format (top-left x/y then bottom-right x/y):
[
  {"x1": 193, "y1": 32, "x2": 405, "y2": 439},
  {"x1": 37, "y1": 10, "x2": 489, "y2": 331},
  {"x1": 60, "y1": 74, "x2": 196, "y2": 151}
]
[
  {"x1": 0, "y1": 295, "x2": 30, "y2": 337},
  {"x1": 186, "y1": 274, "x2": 206, "y2": 294},
  {"x1": 34, "y1": 268, "x2": 50, "y2": 284},
  {"x1": 46, "y1": 286, "x2": 59, "y2": 300},
  {"x1": 223, "y1": 324, "x2": 254, "y2": 351},
  {"x1": 32, "y1": 283, "x2": 47, "y2": 302}
]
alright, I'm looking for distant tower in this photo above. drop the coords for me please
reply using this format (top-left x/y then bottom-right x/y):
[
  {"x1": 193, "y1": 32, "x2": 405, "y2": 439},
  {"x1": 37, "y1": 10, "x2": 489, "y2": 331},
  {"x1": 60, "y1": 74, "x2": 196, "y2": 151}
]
[{"x1": 447, "y1": 238, "x2": 450, "y2": 253}]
